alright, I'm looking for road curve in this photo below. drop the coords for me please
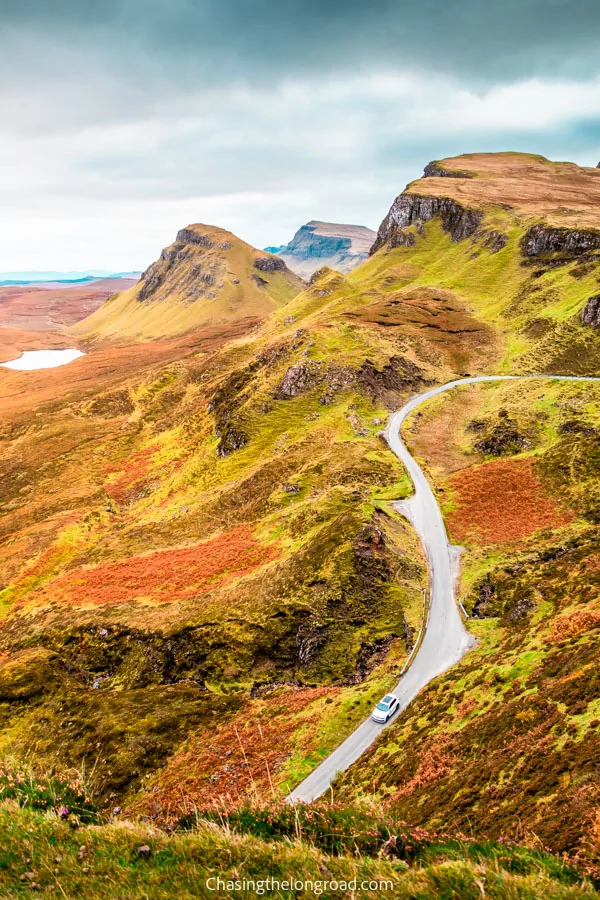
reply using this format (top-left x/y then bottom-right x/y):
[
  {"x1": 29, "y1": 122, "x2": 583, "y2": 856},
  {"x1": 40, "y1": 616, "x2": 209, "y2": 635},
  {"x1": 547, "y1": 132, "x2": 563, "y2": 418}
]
[{"x1": 287, "y1": 374, "x2": 600, "y2": 804}]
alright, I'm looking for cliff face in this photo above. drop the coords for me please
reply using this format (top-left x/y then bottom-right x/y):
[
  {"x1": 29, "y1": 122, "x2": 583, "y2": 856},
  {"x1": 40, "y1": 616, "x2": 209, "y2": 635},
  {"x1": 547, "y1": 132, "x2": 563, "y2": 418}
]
[
  {"x1": 371, "y1": 193, "x2": 484, "y2": 253},
  {"x1": 521, "y1": 224, "x2": 600, "y2": 256},
  {"x1": 582, "y1": 294, "x2": 600, "y2": 327},
  {"x1": 276, "y1": 221, "x2": 376, "y2": 277},
  {"x1": 422, "y1": 159, "x2": 474, "y2": 179}
]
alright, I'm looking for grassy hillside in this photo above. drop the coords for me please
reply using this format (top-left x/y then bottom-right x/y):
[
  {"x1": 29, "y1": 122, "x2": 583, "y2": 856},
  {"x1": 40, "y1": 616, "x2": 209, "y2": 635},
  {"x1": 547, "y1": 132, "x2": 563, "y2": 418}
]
[
  {"x1": 72, "y1": 224, "x2": 303, "y2": 340},
  {"x1": 335, "y1": 374, "x2": 600, "y2": 859},
  {"x1": 2, "y1": 152, "x2": 600, "y2": 880},
  {"x1": 0, "y1": 772, "x2": 592, "y2": 898}
]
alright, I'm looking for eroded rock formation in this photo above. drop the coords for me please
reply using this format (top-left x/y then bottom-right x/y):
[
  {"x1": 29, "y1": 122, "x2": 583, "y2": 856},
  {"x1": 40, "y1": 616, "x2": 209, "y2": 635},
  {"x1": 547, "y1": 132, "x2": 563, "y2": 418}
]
[
  {"x1": 582, "y1": 294, "x2": 600, "y2": 328},
  {"x1": 521, "y1": 224, "x2": 600, "y2": 257},
  {"x1": 371, "y1": 193, "x2": 483, "y2": 254}
]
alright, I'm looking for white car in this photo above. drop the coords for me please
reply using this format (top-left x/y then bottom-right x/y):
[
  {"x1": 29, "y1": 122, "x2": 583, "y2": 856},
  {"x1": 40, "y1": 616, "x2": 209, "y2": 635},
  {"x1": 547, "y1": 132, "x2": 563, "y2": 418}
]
[{"x1": 371, "y1": 693, "x2": 399, "y2": 723}]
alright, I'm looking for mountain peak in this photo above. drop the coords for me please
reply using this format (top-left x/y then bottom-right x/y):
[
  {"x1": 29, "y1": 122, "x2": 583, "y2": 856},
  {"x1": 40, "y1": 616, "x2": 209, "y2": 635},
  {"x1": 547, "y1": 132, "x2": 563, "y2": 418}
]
[
  {"x1": 410, "y1": 152, "x2": 600, "y2": 229},
  {"x1": 72, "y1": 223, "x2": 303, "y2": 340}
]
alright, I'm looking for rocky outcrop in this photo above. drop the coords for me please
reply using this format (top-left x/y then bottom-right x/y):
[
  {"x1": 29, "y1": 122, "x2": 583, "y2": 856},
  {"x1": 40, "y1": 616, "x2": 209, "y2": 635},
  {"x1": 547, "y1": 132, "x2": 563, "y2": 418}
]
[
  {"x1": 253, "y1": 255, "x2": 286, "y2": 273},
  {"x1": 473, "y1": 423, "x2": 533, "y2": 456},
  {"x1": 137, "y1": 234, "x2": 226, "y2": 304},
  {"x1": 274, "y1": 221, "x2": 376, "y2": 277},
  {"x1": 371, "y1": 193, "x2": 483, "y2": 254},
  {"x1": 358, "y1": 356, "x2": 430, "y2": 404},
  {"x1": 521, "y1": 224, "x2": 600, "y2": 257},
  {"x1": 481, "y1": 230, "x2": 509, "y2": 252},
  {"x1": 423, "y1": 160, "x2": 473, "y2": 179},
  {"x1": 216, "y1": 424, "x2": 249, "y2": 457},
  {"x1": 581, "y1": 295, "x2": 600, "y2": 328},
  {"x1": 468, "y1": 409, "x2": 537, "y2": 456},
  {"x1": 208, "y1": 363, "x2": 261, "y2": 456},
  {"x1": 275, "y1": 363, "x2": 319, "y2": 399},
  {"x1": 176, "y1": 228, "x2": 215, "y2": 248},
  {"x1": 296, "y1": 621, "x2": 328, "y2": 667},
  {"x1": 137, "y1": 256, "x2": 171, "y2": 303}
]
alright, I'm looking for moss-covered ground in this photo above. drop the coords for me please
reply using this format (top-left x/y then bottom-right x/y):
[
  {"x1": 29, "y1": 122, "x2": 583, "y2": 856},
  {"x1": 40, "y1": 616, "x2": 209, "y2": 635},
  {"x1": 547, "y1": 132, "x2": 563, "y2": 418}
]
[
  {"x1": 335, "y1": 377, "x2": 600, "y2": 865},
  {"x1": 2, "y1": 153, "x2": 600, "y2": 872}
]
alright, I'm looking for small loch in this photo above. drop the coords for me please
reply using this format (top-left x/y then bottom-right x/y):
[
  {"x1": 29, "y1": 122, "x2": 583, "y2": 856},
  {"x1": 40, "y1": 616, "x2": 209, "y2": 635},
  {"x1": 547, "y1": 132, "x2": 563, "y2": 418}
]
[{"x1": 0, "y1": 349, "x2": 85, "y2": 370}]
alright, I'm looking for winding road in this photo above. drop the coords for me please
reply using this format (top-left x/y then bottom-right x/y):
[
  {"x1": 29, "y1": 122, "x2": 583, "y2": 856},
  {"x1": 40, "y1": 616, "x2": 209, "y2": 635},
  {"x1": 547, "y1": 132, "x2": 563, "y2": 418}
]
[{"x1": 288, "y1": 374, "x2": 599, "y2": 804}]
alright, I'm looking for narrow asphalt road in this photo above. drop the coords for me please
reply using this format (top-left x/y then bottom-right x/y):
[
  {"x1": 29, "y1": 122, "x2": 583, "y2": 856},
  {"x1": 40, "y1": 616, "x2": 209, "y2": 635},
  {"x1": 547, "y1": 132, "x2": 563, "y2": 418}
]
[{"x1": 287, "y1": 374, "x2": 599, "y2": 804}]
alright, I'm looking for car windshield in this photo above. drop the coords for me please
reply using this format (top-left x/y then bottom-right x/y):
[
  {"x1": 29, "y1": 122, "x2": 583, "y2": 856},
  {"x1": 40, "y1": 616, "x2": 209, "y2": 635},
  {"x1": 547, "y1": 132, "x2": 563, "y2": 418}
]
[{"x1": 376, "y1": 702, "x2": 389, "y2": 711}]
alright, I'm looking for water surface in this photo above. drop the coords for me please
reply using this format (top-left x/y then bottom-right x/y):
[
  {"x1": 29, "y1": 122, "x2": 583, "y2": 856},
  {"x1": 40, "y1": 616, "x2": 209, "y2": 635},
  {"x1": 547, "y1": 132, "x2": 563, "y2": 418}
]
[{"x1": 1, "y1": 348, "x2": 85, "y2": 370}]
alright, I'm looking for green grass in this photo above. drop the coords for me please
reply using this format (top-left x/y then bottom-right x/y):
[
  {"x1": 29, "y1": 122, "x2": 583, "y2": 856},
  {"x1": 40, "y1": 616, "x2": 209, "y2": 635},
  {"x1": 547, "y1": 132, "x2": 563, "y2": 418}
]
[{"x1": 0, "y1": 801, "x2": 592, "y2": 899}]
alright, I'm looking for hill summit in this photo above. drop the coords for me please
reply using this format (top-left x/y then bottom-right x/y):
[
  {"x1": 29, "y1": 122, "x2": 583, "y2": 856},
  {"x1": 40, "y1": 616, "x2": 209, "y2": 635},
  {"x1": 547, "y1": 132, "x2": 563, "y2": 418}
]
[
  {"x1": 72, "y1": 223, "x2": 303, "y2": 340},
  {"x1": 373, "y1": 151, "x2": 600, "y2": 254},
  {"x1": 275, "y1": 220, "x2": 376, "y2": 277}
]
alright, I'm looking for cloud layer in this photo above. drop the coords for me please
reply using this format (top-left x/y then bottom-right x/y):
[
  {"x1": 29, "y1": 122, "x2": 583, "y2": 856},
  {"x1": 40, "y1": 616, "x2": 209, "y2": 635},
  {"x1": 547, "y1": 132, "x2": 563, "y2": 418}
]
[{"x1": 1, "y1": 0, "x2": 600, "y2": 270}]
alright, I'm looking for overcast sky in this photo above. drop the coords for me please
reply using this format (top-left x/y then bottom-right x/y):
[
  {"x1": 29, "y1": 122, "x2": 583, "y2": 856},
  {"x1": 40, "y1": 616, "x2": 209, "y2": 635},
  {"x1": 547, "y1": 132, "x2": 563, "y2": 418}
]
[{"x1": 2, "y1": 0, "x2": 600, "y2": 272}]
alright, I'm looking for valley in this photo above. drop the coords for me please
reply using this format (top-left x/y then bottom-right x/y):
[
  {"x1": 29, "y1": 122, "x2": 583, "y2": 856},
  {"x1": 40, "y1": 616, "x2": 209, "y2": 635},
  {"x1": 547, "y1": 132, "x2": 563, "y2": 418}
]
[{"x1": 1, "y1": 151, "x2": 600, "y2": 894}]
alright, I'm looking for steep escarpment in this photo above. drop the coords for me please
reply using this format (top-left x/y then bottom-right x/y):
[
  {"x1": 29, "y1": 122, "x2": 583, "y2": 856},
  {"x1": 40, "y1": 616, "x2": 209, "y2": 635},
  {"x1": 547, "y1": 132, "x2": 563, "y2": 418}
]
[
  {"x1": 402, "y1": 151, "x2": 600, "y2": 230},
  {"x1": 371, "y1": 193, "x2": 485, "y2": 253},
  {"x1": 72, "y1": 224, "x2": 303, "y2": 340},
  {"x1": 275, "y1": 220, "x2": 376, "y2": 277}
]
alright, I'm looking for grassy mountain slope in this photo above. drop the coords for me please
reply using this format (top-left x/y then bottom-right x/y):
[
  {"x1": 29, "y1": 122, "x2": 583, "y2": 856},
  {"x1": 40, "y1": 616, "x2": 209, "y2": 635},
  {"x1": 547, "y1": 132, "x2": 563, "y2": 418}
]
[
  {"x1": 335, "y1": 375, "x2": 600, "y2": 855},
  {"x1": 0, "y1": 791, "x2": 591, "y2": 898},
  {"x1": 1, "y1": 152, "x2": 600, "y2": 881},
  {"x1": 0, "y1": 212, "x2": 498, "y2": 821},
  {"x1": 72, "y1": 224, "x2": 303, "y2": 340}
]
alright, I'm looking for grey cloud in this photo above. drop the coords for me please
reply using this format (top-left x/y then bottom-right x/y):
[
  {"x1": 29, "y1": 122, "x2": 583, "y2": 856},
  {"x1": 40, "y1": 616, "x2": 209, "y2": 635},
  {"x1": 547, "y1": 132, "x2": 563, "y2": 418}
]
[
  {"x1": 2, "y1": 0, "x2": 600, "y2": 87},
  {"x1": 1, "y1": 0, "x2": 600, "y2": 271}
]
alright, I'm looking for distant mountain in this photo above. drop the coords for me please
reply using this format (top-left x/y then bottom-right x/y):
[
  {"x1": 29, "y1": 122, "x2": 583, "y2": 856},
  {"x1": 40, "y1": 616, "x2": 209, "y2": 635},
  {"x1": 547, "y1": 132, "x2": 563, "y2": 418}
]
[
  {"x1": 0, "y1": 270, "x2": 141, "y2": 286},
  {"x1": 273, "y1": 220, "x2": 377, "y2": 277},
  {"x1": 72, "y1": 223, "x2": 303, "y2": 340}
]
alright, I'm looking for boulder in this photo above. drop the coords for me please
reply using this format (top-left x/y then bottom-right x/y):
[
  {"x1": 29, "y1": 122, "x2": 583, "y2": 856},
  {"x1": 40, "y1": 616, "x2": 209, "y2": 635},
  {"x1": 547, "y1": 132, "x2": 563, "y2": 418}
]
[
  {"x1": 253, "y1": 255, "x2": 286, "y2": 273},
  {"x1": 275, "y1": 363, "x2": 317, "y2": 399},
  {"x1": 581, "y1": 295, "x2": 600, "y2": 328}
]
